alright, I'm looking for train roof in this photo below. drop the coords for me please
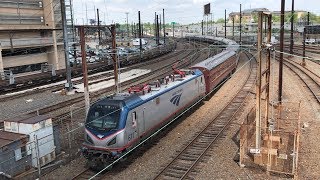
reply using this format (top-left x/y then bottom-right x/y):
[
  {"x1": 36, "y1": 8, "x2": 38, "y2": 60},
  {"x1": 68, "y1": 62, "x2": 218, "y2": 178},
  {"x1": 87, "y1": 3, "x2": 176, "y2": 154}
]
[
  {"x1": 186, "y1": 35, "x2": 239, "y2": 52},
  {"x1": 191, "y1": 50, "x2": 236, "y2": 71},
  {"x1": 100, "y1": 69, "x2": 203, "y2": 109}
]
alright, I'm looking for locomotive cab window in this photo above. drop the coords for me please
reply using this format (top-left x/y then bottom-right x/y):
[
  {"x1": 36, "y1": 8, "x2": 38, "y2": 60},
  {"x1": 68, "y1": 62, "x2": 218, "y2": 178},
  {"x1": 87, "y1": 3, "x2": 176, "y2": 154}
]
[{"x1": 86, "y1": 104, "x2": 120, "y2": 131}]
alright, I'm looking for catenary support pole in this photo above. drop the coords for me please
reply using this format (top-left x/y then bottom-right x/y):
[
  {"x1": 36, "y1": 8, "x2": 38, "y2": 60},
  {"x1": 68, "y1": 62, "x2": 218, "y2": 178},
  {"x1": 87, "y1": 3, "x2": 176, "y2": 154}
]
[
  {"x1": 163, "y1": 9, "x2": 166, "y2": 44},
  {"x1": 278, "y1": 0, "x2": 285, "y2": 103},
  {"x1": 302, "y1": 28, "x2": 306, "y2": 66},
  {"x1": 79, "y1": 26, "x2": 90, "y2": 113},
  {"x1": 290, "y1": 0, "x2": 294, "y2": 55},
  {"x1": 201, "y1": 20, "x2": 204, "y2": 35},
  {"x1": 111, "y1": 24, "x2": 118, "y2": 93},
  {"x1": 265, "y1": 14, "x2": 272, "y2": 131},
  {"x1": 97, "y1": 8, "x2": 101, "y2": 45},
  {"x1": 232, "y1": 16, "x2": 234, "y2": 40},
  {"x1": 225, "y1": 9, "x2": 227, "y2": 38},
  {"x1": 60, "y1": 0, "x2": 72, "y2": 91},
  {"x1": 173, "y1": 23, "x2": 175, "y2": 37},
  {"x1": 240, "y1": 4, "x2": 242, "y2": 45},
  {"x1": 126, "y1": 12, "x2": 129, "y2": 37},
  {"x1": 138, "y1": 11, "x2": 142, "y2": 59},
  {"x1": 256, "y1": 11, "x2": 263, "y2": 149}
]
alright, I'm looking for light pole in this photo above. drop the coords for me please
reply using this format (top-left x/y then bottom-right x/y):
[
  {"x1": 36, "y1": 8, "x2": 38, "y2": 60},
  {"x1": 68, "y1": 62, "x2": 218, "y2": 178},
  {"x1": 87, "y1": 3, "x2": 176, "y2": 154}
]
[{"x1": 126, "y1": 12, "x2": 129, "y2": 38}]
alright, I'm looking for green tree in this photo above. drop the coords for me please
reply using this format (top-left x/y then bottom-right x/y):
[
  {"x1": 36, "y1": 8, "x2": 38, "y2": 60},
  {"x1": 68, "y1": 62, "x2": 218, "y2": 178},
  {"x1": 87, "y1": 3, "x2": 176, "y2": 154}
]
[
  {"x1": 252, "y1": 14, "x2": 258, "y2": 23},
  {"x1": 216, "y1": 18, "x2": 225, "y2": 23},
  {"x1": 272, "y1": 15, "x2": 280, "y2": 22}
]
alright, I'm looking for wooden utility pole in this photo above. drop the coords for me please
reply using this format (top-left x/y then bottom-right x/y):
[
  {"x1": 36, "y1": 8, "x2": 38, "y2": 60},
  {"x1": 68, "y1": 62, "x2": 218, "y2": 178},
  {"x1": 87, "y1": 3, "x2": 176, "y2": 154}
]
[
  {"x1": 256, "y1": 11, "x2": 263, "y2": 149},
  {"x1": 278, "y1": 0, "x2": 285, "y2": 103},
  {"x1": 255, "y1": 11, "x2": 272, "y2": 151},
  {"x1": 111, "y1": 24, "x2": 118, "y2": 93},
  {"x1": 79, "y1": 26, "x2": 90, "y2": 113},
  {"x1": 265, "y1": 13, "x2": 272, "y2": 131}
]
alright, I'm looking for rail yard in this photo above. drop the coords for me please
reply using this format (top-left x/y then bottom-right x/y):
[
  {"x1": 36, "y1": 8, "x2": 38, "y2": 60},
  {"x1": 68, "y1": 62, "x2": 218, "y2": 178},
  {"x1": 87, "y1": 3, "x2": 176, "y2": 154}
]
[{"x1": 0, "y1": 0, "x2": 319, "y2": 180}]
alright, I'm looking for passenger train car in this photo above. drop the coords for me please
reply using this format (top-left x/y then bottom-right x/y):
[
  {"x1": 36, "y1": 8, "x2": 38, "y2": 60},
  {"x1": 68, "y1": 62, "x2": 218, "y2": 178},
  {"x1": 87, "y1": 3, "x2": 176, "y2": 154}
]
[{"x1": 82, "y1": 36, "x2": 240, "y2": 169}]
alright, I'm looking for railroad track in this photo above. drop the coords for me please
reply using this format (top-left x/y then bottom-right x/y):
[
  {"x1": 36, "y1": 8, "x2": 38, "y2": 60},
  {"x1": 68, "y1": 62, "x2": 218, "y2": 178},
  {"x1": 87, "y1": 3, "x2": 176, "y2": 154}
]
[
  {"x1": 64, "y1": 42, "x2": 214, "y2": 180},
  {"x1": 275, "y1": 55, "x2": 320, "y2": 104},
  {"x1": 279, "y1": 46, "x2": 320, "y2": 65},
  {"x1": 0, "y1": 41, "x2": 201, "y2": 103},
  {"x1": 153, "y1": 51, "x2": 256, "y2": 180},
  {"x1": 72, "y1": 168, "x2": 103, "y2": 180},
  {"x1": 24, "y1": 41, "x2": 203, "y2": 117},
  {"x1": 69, "y1": 43, "x2": 210, "y2": 180},
  {"x1": 42, "y1": 43, "x2": 202, "y2": 132},
  {"x1": 0, "y1": 41, "x2": 179, "y2": 95},
  {"x1": 278, "y1": 44, "x2": 320, "y2": 55}
]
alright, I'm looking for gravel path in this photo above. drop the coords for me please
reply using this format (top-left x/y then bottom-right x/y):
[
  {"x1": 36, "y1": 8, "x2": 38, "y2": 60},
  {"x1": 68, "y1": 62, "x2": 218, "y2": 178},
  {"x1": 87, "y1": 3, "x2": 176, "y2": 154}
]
[{"x1": 280, "y1": 58, "x2": 320, "y2": 179}]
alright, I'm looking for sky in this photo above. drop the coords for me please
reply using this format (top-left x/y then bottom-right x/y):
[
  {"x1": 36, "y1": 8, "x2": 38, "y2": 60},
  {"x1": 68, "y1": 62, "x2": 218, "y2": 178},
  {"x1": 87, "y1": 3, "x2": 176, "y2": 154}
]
[{"x1": 72, "y1": 0, "x2": 320, "y2": 25}]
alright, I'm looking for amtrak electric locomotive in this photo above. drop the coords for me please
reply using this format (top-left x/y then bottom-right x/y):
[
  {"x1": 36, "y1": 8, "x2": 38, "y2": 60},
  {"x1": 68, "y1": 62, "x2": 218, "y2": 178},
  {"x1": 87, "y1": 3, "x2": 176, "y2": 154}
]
[{"x1": 82, "y1": 36, "x2": 239, "y2": 168}]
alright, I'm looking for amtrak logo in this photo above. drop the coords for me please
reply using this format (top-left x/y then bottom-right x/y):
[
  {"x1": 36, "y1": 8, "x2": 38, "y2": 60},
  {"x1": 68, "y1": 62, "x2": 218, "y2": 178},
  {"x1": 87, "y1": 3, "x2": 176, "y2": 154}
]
[
  {"x1": 170, "y1": 93, "x2": 182, "y2": 106},
  {"x1": 97, "y1": 134, "x2": 104, "y2": 139}
]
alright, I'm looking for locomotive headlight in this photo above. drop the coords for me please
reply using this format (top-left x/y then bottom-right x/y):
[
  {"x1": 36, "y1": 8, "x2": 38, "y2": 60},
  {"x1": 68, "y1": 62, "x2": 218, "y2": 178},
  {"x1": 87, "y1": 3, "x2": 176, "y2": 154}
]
[
  {"x1": 107, "y1": 137, "x2": 117, "y2": 146},
  {"x1": 86, "y1": 134, "x2": 94, "y2": 144}
]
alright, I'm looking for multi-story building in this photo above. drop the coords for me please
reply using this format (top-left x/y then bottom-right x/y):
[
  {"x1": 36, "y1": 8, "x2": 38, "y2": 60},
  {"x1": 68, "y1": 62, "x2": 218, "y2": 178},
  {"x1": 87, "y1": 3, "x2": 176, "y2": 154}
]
[
  {"x1": 229, "y1": 8, "x2": 269, "y2": 23},
  {"x1": 229, "y1": 8, "x2": 307, "y2": 24},
  {"x1": 0, "y1": 0, "x2": 66, "y2": 75}
]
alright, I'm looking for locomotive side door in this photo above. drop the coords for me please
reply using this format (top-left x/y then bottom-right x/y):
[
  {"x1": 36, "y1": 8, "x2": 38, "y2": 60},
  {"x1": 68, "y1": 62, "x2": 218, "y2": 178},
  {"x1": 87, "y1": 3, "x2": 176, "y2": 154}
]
[
  {"x1": 128, "y1": 111, "x2": 138, "y2": 143},
  {"x1": 198, "y1": 76, "x2": 205, "y2": 95},
  {"x1": 132, "y1": 109, "x2": 145, "y2": 139},
  {"x1": 136, "y1": 108, "x2": 145, "y2": 138},
  {"x1": 141, "y1": 107, "x2": 146, "y2": 136}
]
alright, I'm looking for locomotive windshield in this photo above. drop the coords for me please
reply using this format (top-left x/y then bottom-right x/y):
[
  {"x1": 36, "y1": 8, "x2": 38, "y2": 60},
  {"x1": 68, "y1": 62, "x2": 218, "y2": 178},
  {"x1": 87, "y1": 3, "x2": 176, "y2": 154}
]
[{"x1": 86, "y1": 103, "x2": 121, "y2": 131}]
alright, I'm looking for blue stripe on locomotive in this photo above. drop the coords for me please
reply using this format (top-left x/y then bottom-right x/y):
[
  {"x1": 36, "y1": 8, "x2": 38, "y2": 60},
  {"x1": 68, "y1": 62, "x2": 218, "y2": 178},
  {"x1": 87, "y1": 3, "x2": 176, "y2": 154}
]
[{"x1": 88, "y1": 69, "x2": 203, "y2": 138}]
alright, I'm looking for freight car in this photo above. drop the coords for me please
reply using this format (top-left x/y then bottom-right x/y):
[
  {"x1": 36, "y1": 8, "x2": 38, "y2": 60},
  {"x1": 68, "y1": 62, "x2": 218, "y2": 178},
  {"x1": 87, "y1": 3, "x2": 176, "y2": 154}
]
[{"x1": 81, "y1": 36, "x2": 239, "y2": 169}]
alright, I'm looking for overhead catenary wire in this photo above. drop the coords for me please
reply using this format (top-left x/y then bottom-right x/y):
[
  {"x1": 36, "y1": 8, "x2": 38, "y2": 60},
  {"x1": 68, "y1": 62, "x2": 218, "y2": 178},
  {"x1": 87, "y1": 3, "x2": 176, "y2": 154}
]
[
  {"x1": 88, "y1": 48, "x2": 259, "y2": 180},
  {"x1": 0, "y1": 41, "x2": 253, "y2": 168},
  {"x1": 0, "y1": 5, "x2": 316, "y2": 174}
]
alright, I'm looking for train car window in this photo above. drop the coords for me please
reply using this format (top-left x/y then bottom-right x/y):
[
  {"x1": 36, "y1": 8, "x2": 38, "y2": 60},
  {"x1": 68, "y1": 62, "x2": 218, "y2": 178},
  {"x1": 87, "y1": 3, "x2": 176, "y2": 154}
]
[
  {"x1": 132, "y1": 112, "x2": 137, "y2": 127},
  {"x1": 201, "y1": 77, "x2": 203, "y2": 83}
]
